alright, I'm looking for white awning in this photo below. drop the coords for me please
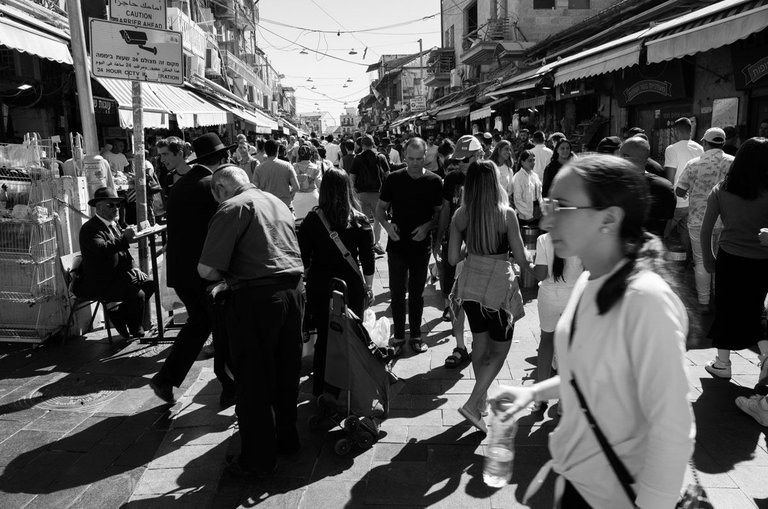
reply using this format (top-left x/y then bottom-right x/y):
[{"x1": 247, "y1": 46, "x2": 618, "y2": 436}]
[
  {"x1": 645, "y1": 0, "x2": 768, "y2": 64},
  {"x1": 553, "y1": 30, "x2": 647, "y2": 85},
  {"x1": 435, "y1": 104, "x2": 470, "y2": 122},
  {"x1": 94, "y1": 78, "x2": 169, "y2": 129},
  {"x1": 488, "y1": 80, "x2": 538, "y2": 97},
  {"x1": 216, "y1": 102, "x2": 275, "y2": 133},
  {"x1": 470, "y1": 106, "x2": 493, "y2": 121},
  {"x1": 147, "y1": 85, "x2": 227, "y2": 128},
  {"x1": 0, "y1": 13, "x2": 71, "y2": 65}
]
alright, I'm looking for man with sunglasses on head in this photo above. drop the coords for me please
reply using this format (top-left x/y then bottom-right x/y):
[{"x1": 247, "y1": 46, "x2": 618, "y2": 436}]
[{"x1": 435, "y1": 135, "x2": 483, "y2": 368}]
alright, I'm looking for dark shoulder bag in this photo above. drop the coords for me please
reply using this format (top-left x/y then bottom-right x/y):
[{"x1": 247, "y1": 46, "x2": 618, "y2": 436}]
[{"x1": 568, "y1": 298, "x2": 713, "y2": 509}]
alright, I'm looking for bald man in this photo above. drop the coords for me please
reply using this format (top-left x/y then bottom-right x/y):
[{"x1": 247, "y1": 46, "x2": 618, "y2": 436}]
[{"x1": 619, "y1": 137, "x2": 676, "y2": 236}]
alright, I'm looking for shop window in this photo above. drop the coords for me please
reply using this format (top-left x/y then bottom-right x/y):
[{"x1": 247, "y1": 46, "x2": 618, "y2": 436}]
[
  {"x1": 534, "y1": 0, "x2": 556, "y2": 8},
  {"x1": 569, "y1": 0, "x2": 590, "y2": 8}
]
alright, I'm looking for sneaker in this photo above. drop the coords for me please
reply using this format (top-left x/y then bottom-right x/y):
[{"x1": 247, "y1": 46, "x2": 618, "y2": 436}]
[
  {"x1": 735, "y1": 395, "x2": 768, "y2": 426},
  {"x1": 202, "y1": 340, "x2": 215, "y2": 359},
  {"x1": 373, "y1": 244, "x2": 386, "y2": 256},
  {"x1": 704, "y1": 358, "x2": 732, "y2": 379},
  {"x1": 758, "y1": 354, "x2": 768, "y2": 387}
]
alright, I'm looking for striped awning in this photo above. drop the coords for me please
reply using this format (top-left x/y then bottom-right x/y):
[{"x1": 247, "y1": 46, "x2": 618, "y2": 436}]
[
  {"x1": 645, "y1": 0, "x2": 768, "y2": 64},
  {"x1": 0, "y1": 11, "x2": 71, "y2": 65}
]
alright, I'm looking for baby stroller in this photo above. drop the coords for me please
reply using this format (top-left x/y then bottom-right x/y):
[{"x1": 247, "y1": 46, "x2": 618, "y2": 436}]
[{"x1": 309, "y1": 278, "x2": 398, "y2": 456}]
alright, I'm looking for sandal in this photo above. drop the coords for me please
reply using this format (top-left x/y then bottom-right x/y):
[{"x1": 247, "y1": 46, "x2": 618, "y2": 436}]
[
  {"x1": 409, "y1": 338, "x2": 428, "y2": 353},
  {"x1": 442, "y1": 306, "x2": 452, "y2": 322},
  {"x1": 391, "y1": 339, "x2": 405, "y2": 357},
  {"x1": 445, "y1": 347, "x2": 469, "y2": 368},
  {"x1": 458, "y1": 406, "x2": 487, "y2": 434}
]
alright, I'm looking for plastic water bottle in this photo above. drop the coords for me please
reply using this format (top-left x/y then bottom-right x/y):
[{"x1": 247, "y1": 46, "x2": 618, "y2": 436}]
[{"x1": 483, "y1": 400, "x2": 517, "y2": 487}]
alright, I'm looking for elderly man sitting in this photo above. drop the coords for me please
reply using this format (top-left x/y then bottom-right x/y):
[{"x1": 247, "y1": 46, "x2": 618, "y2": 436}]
[{"x1": 75, "y1": 187, "x2": 155, "y2": 338}]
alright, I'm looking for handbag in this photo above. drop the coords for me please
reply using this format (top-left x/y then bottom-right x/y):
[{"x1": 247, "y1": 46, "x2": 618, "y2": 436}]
[
  {"x1": 315, "y1": 209, "x2": 371, "y2": 310},
  {"x1": 568, "y1": 298, "x2": 713, "y2": 509}
]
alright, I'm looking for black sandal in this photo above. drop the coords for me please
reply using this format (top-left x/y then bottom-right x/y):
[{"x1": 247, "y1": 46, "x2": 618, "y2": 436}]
[
  {"x1": 442, "y1": 306, "x2": 452, "y2": 322},
  {"x1": 445, "y1": 347, "x2": 469, "y2": 368}
]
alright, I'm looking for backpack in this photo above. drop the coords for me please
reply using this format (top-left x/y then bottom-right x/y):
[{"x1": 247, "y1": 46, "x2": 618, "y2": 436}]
[{"x1": 354, "y1": 152, "x2": 388, "y2": 192}]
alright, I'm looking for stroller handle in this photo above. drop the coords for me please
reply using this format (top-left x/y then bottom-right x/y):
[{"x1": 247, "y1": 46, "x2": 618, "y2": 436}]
[{"x1": 331, "y1": 277, "x2": 348, "y2": 297}]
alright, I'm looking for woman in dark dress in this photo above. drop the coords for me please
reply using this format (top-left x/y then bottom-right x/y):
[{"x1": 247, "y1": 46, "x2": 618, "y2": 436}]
[
  {"x1": 298, "y1": 169, "x2": 376, "y2": 396},
  {"x1": 542, "y1": 139, "x2": 575, "y2": 197}
]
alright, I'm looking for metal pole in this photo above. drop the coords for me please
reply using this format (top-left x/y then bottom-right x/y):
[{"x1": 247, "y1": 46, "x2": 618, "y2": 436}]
[
  {"x1": 66, "y1": 0, "x2": 99, "y2": 156},
  {"x1": 418, "y1": 38, "x2": 424, "y2": 136},
  {"x1": 131, "y1": 81, "x2": 149, "y2": 267}
]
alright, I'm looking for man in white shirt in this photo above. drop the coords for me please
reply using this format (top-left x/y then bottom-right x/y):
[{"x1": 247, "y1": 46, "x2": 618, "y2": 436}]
[
  {"x1": 675, "y1": 128, "x2": 733, "y2": 310},
  {"x1": 324, "y1": 135, "x2": 341, "y2": 167},
  {"x1": 529, "y1": 131, "x2": 553, "y2": 181},
  {"x1": 103, "y1": 140, "x2": 130, "y2": 177},
  {"x1": 423, "y1": 135, "x2": 439, "y2": 172},
  {"x1": 663, "y1": 117, "x2": 704, "y2": 254},
  {"x1": 385, "y1": 138, "x2": 401, "y2": 165}
]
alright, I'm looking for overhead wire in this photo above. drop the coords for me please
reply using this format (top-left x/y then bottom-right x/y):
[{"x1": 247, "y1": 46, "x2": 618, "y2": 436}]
[
  {"x1": 257, "y1": 24, "x2": 370, "y2": 66},
  {"x1": 309, "y1": 0, "x2": 378, "y2": 57},
  {"x1": 259, "y1": 12, "x2": 439, "y2": 34}
]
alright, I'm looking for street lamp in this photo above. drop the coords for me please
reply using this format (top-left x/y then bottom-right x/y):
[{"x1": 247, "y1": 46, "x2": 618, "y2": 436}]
[
  {"x1": 349, "y1": 48, "x2": 357, "y2": 55},
  {"x1": 299, "y1": 49, "x2": 308, "y2": 55}
]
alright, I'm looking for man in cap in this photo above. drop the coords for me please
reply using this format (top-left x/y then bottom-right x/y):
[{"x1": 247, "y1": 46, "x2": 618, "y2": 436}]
[
  {"x1": 664, "y1": 117, "x2": 704, "y2": 254},
  {"x1": 376, "y1": 137, "x2": 442, "y2": 356},
  {"x1": 675, "y1": 127, "x2": 734, "y2": 315},
  {"x1": 75, "y1": 187, "x2": 154, "y2": 338},
  {"x1": 198, "y1": 165, "x2": 304, "y2": 477},
  {"x1": 596, "y1": 136, "x2": 622, "y2": 155},
  {"x1": 436, "y1": 135, "x2": 483, "y2": 367},
  {"x1": 149, "y1": 132, "x2": 236, "y2": 405}
]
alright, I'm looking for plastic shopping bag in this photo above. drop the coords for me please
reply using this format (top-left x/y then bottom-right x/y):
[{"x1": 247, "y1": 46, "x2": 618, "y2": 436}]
[
  {"x1": 363, "y1": 309, "x2": 391, "y2": 349},
  {"x1": 156, "y1": 253, "x2": 183, "y2": 311}
]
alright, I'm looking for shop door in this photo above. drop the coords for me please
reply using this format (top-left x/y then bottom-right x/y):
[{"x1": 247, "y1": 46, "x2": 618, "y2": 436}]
[{"x1": 748, "y1": 93, "x2": 768, "y2": 137}]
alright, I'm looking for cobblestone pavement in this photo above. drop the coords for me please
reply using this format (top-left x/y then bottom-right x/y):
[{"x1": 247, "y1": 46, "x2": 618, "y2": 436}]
[{"x1": 1, "y1": 251, "x2": 767, "y2": 508}]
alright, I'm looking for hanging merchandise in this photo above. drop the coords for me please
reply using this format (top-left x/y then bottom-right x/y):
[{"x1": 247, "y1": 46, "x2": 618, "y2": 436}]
[{"x1": 494, "y1": 115, "x2": 503, "y2": 133}]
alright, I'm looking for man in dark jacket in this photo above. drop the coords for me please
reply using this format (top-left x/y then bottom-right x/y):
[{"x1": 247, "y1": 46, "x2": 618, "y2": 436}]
[
  {"x1": 350, "y1": 134, "x2": 389, "y2": 254},
  {"x1": 76, "y1": 187, "x2": 154, "y2": 338},
  {"x1": 149, "y1": 133, "x2": 236, "y2": 406}
]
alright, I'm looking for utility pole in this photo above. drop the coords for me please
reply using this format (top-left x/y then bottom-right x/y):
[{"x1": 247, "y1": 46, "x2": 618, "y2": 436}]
[
  {"x1": 66, "y1": 0, "x2": 98, "y2": 156},
  {"x1": 418, "y1": 38, "x2": 424, "y2": 136}
]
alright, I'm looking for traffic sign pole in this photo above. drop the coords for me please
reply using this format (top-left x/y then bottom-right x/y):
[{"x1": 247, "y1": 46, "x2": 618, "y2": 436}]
[
  {"x1": 131, "y1": 81, "x2": 150, "y2": 325},
  {"x1": 66, "y1": 0, "x2": 99, "y2": 157}
]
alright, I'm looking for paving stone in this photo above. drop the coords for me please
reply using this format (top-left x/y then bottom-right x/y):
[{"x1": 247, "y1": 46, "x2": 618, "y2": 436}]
[
  {"x1": 387, "y1": 408, "x2": 445, "y2": 427},
  {"x1": 373, "y1": 442, "x2": 428, "y2": 462},
  {"x1": 0, "y1": 449, "x2": 80, "y2": 494},
  {"x1": 70, "y1": 467, "x2": 143, "y2": 508},
  {"x1": 233, "y1": 477, "x2": 307, "y2": 508},
  {"x1": 114, "y1": 430, "x2": 167, "y2": 467},
  {"x1": 0, "y1": 429, "x2": 64, "y2": 468},
  {"x1": 59, "y1": 414, "x2": 127, "y2": 452},
  {"x1": 310, "y1": 438, "x2": 375, "y2": 482},
  {"x1": 406, "y1": 425, "x2": 480, "y2": 444},
  {"x1": 301, "y1": 479, "x2": 357, "y2": 509},
  {"x1": 148, "y1": 443, "x2": 224, "y2": 470},
  {"x1": 162, "y1": 425, "x2": 234, "y2": 447},
  {"x1": 0, "y1": 419, "x2": 25, "y2": 443},
  {"x1": 22, "y1": 483, "x2": 90, "y2": 509},
  {"x1": 364, "y1": 460, "x2": 430, "y2": 505},
  {"x1": 703, "y1": 487, "x2": 758, "y2": 508},
  {"x1": 722, "y1": 464, "x2": 768, "y2": 498},
  {"x1": 377, "y1": 423, "x2": 408, "y2": 444},
  {"x1": 23, "y1": 409, "x2": 90, "y2": 433}
]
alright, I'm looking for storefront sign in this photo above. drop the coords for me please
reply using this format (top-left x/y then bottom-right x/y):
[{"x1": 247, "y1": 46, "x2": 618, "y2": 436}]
[
  {"x1": 409, "y1": 96, "x2": 426, "y2": 112},
  {"x1": 93, "y1": 96, "x2": 116, "y2": 116},
  {"x1": 732, "y1": 46, "x2": 768, "y2": 90},
  {"x1": 616, "y1": 61, "x2": 687, "y2": 107},
  {"x1": 90, "y1": 18, "x2": 183, "y2": 85},
  {"x1": 711, "y1": 97, "x2": 739, "y2": 127},
  {"x1": 623, "y1": 80, "x2": 672, "y2": 103},
  {"x1": 110, "y1": 0, "x2": 166, "y2": 30}
]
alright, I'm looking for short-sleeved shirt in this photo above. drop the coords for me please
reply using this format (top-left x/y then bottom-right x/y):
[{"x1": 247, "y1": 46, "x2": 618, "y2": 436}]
[
  {"x1": 199, "y1": 185, "x2": 304, "y2": 285},
  {"x1": 676, "y1": 149, "x2": 733, "y2": 229},
  {"x1": 530, "y1": 144, "x2": 553, "y2": 181},
  {"x1": 707, "y1": 183, "x2": 768, "y2": 259},
  {"x1": 380, "y1": 168, "x2": 442, "y2": 253},
  {"x1": 104, "y1": 151, "x2": 129, "y2": 175},
  {"x1": 534, "y1": 232, "x2": 583, "y2": 289},
  {"x1": 252, "y1": 157, "x2": 297, "y2": 207},
  {"x1": 424, "y1": 145, "x2": 439, "y2": 172},
  {"x1": 664, "y1": 140, "x2": 704, "y2": 208}
]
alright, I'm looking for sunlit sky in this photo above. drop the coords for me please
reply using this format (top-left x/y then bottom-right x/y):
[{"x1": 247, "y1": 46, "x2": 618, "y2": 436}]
[{"x1": 257, "y1": 0, "x2": 442, "y2": 124}]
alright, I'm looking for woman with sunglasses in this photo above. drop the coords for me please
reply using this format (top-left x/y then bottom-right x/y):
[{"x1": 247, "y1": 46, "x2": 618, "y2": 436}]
[
  {"x1": 448, "y1": 160, "x2": 529, "y2": 432},
  {"x1": 490, "y1": 155, "x2": 693, "y2": 508}
]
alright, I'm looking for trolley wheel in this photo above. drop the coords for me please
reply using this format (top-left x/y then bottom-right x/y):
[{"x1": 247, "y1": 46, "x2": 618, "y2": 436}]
[
  {"x1": 357, "y1": 431, "x2": 375, "y2": 449},
  {"x1": 334, "y1": 438, "x2": 352, "y2": 456},
  {"x1": 316, "y1": 394, "x2": 331, "y2": 410},
  {"x1": 308, "y1": 415, "x2": 322, "y2": 430},
  {"x1": 343, "y1": 416, "x2": 359, "y2": 432}
]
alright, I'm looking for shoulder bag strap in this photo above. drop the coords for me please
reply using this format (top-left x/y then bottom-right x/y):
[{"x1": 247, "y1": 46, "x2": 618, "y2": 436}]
[
  {"x1": 569, "y1": 298, "x2": 637, "y2": 505},
  {"x1": 315, "y1": 209, "x2": 366, "y2": 286}
]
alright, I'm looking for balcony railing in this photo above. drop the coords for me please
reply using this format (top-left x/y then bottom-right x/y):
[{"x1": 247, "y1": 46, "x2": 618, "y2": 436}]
[
  {"x1": 213, "y1": 0, "x2": 257, "y2": 29},
  {"x1": 427, "y1": 49, "x2": 456, "y2": 76},
  {"x1": 167, "y1": 7, "x2": 207, "y2": 59},
  {"x1": 223, "y1": 50, "x2": 263, "y2": 90}
]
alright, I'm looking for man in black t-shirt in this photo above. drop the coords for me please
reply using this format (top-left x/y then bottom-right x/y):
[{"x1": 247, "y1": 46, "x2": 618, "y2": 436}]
[
  {"x1": 376, "y1": 138, "x2": 442, "y2": 355},
  {"x1": 351, "y1": 135, "x2": 390, "y2": 254}
]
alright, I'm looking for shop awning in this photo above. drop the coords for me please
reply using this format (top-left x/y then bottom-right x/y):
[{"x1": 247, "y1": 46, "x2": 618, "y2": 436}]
[
  {"x1": 553, "y1": 30, "x2": 647, "y2": 85},
  {"x1": 280, "y1": 118, "x2": 300, "y2": 135},
  {"x1": 469, "y1": 97, "x2": 509, "y2": 121},
  {"x1": 645, "y1": 0, "x2": 768, "y2": 64},
  {"x1": 214, "y1": 102, "x2": 276, "y2": 133},
  {"x1": 94, "y1": 77, "x2": 169, "y2": 129},
  {"x1": 147, "y1": 84, "x2": 227, "y2": 128},
  {"x1": 0, "y1": 12, "x2": 71, "y2": 65},
  {"x1": 435, "y1": 104, "x2": 470, "y2": 121},
  {"x1": 516, "y1": 96, "x2": 547, "y2": 109}
]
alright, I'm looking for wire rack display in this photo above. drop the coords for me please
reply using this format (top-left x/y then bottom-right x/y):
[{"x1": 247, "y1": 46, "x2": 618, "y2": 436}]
[{"x1": 0, "y1": 136, "x2": 65, "y2": 343}]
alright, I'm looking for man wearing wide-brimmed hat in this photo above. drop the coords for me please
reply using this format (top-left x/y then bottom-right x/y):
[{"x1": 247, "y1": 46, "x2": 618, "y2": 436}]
[{"x1": 75, "y1": 187, "x2": 155, "y2": 339}]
